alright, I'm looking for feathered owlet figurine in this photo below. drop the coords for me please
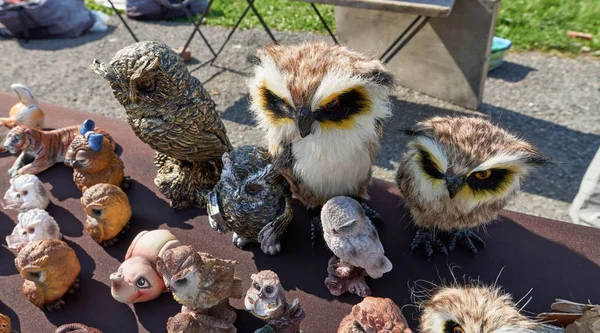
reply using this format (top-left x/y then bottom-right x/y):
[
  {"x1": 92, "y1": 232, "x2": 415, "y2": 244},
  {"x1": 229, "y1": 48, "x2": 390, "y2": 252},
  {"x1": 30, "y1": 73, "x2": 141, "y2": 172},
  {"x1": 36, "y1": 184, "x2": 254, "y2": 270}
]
[
  {"x1": 396, "y1": 117, "x2": 550, "y2": 256},
  {"x1": 91, "y1": 41, "x2": 233, "y2": 210},
  {"x1": 65, "y1": 119, "x2": 128, "y2": 192},
  {"x1": 0, "y1": 83, "x2": 45, "y2": 153},
  {"x1": 14, "y1": 239, "x2": 81, "y2": 311},
  {"x1": 208, "y1": 145, "x2": 293, "y2": 255},
  {"x1": 80, "y1": 183, "x2": 132, "y2": 246},
  {"x1": 248, "y1": 42, "x2": 394, "y2": 244},
  {"x1": 245, "y1": 270, "x2": 305, "y2": 333}
]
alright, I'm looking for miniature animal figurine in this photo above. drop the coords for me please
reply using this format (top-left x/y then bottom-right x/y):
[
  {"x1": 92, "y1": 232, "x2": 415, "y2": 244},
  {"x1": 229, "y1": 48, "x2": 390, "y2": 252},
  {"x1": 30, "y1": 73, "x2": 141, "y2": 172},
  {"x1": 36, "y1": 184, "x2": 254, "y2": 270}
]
[
  {"x1": 65, "y1": 119, "x2": 128, "y2": 192},
  {"x1": 156, "y1": 245, "x2": 242, "y2": 332},
  {"x1": 6, "y1": 208, "x2": 61, "y2": 250},
  {"x1": 110, "y1": 229, "x2": 181, "y2": 304},
  {"x1": 2, "y1": 174, "x2": 49, "y2": 212},
  {"x1": 247, "y1": 41, "x2": 394, "y2": 244},
  {"x1": 337, "y1": 297, "x2": 411, "y2": 333},
  {"x1": 321, "y1": 196, "x2": 392, "y2": 297},
  {"x1": 208, "y1": 145, "x2": 293, "y2": 255},
  {"x1": 4, "y1": 124, "x2": 114, "y2": 178},
  {"x1": 80, "y1": 183, "x2": 131, "y2": 246},
  {"x1": 0, "y1": 313, "x2": 16, "y2": 333},
  {"x1": 0, "y1": 83, "x2": 45, "y2": 153},
  {"x1": 396, "y1": 116, "x2": 550, "y2": 256},
  {"x1": 91, "y1": 41, "x2": 233, "y2": 210},
  {"x1": 55, "y1": 323, "x2": 103, "y2": 333},
  {"x1": 14, "y1": 239, "x2": 81, "y2": 311},
  {"x1": 539, "y1": 299, "x2": 599, "y2": 333},
  {"x1": 245, "y1": 270, "x2": 305, "y2": 333}
]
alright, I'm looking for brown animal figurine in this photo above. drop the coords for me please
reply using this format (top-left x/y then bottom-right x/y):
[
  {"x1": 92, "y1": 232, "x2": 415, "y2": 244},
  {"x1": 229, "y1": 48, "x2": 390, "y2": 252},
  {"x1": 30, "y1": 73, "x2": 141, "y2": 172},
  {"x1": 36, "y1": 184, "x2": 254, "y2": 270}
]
[
  {"x1": 4, "y1": 124, "x2": 114, "y2": 178},
  {"x1": 338, "y1": 297, "x2": 411, "y2": 333},
  {"x1": 156, "y1": 245, "x2": 242, "y2": 333},
  {"x1": 81, "y1": 183, "x2": 132, "y2": 246},
  {"x1": 65, "y1": 119, "x2": 129, "y2": 192},
  {"x1": 14, "y1": 239, "x2": 81, "y2": 311},
  {"x1": 1, "y1": 313, "x2": 17, "y2": 333},
  {"x1": 0, "y1": 83, "x2": 45, "y2": 153},
  {"x1": 55, "y1": 323, "x2": 103, "y2": 333}
]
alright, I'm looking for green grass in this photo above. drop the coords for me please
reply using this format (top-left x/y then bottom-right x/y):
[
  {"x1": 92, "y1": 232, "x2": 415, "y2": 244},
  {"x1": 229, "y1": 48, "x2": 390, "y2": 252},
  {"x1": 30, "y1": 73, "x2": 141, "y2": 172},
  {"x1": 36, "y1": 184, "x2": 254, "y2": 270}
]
[
  {"x1": 86, "y1": 0, "x2": 600, "y2": 55},
  {"x1": 85, "y1": 0, "x2": 123, "y2": 15}
]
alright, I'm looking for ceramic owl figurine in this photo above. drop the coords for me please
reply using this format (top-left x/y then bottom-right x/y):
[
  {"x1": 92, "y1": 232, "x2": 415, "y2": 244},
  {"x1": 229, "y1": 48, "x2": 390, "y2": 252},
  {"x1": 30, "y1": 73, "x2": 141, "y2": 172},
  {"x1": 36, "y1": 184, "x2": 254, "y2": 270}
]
[
  {"x1": 80, "y1": 183, "x2": 132, "y2": 246},
  {"x1": 245, "y1": 270, "x2": 305, "y2": 333},
  {"x1": 337, "y1": 297, "x2": 411, "y2": 333},
  {"x1": 2, "y1": 174, "x2": 49, "y2": 212},
  {"x1": 110, "y1": 229, "x2": 181, "y2": 304},
  {"x1": 321, "y1": 196, "x2": 392, "y2": 297},
  {"x1": 0, "y1": 83, "x2": 45, "y2": 153},
  {"x1": 6, "y1": 209, "x2": 61, "y2": 250},
  {"x1": 208, "y1": 145, "x2": 293, "y2": 255},
  {"x1": 65, "y1": 119, "x2": 128, "y2": 192},
  {"x1": 15, "y1": 239, "x2": 81, "y2": 311},
  {"x1": 91, "y1": 41, "x2": 233, "y2": 210}
]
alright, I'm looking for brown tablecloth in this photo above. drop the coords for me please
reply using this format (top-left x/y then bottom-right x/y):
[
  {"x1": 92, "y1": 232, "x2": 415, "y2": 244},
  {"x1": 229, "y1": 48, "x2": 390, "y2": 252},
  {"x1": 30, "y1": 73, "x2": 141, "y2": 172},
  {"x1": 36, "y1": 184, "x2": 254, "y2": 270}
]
[{"x1": 0, "y1": 93, "x2": 598, "y2": 333}]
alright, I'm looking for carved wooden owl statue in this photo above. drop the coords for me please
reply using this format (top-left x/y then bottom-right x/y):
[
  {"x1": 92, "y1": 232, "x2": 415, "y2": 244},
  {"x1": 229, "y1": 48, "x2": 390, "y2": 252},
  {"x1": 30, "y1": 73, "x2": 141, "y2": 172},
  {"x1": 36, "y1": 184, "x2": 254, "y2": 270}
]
[
  {"x1": 14, "y1": 239, "x2": 81, "y2": 311},
  {"x1": 65, "y1": 119, "x2": 127, "y2": 192},
  {"x1": 81, "y1": 183, "x2": 132, "y2": 246},
  {"x1": 208, "y1": 145, "x2": 293, "y2": 255}
]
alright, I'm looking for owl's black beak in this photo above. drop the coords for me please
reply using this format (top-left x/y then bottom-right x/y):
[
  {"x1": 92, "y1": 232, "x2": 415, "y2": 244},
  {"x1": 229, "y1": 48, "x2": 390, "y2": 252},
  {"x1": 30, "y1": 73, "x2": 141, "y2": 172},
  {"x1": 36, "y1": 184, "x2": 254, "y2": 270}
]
[
  {"x1": 296, "y1": 107, "x2": 315, "y2": 138},
  {"x1": 445, "y1": 174, "x2": 464, "y2": 199}
]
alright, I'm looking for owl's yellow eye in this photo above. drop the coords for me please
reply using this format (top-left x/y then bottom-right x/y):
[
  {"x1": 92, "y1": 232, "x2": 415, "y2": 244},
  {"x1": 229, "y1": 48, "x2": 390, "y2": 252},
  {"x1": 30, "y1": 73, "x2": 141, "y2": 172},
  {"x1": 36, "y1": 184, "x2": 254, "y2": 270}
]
[
  {"x1": 474, "y1": 170, "x2": 491, "y2": 180},
  {"x1": 323, "y1": 97, "x2": 340, "y2": 111},
  {"x1": 453, "y1": 326, "x2": 464, "y2": 333}
]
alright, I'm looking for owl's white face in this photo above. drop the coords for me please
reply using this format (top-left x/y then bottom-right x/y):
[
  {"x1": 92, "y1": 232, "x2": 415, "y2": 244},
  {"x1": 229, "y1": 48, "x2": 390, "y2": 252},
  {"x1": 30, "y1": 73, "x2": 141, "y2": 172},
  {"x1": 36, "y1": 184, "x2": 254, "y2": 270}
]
[{"x1": 2, "y1": 174, "x2": 48, "y2": 212}]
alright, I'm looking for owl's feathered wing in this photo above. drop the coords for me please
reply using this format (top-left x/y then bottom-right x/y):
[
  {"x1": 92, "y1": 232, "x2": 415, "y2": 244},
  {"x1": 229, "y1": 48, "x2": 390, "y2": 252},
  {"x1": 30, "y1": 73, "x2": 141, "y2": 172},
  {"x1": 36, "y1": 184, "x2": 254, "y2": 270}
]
[
  {"x1": 333, "y1": 226, "x2": 392, "y2": 279},
  {"x1": 190, "y1": 252, "x2": 242, "y2": 309}
]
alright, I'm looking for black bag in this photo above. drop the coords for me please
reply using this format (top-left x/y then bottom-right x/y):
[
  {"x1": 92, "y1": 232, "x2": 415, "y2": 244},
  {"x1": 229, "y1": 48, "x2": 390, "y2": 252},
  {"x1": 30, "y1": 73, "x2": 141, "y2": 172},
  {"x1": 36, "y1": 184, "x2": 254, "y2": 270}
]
[{"x1": 126, "y1": 0, "x2": 207, "y2": 21}]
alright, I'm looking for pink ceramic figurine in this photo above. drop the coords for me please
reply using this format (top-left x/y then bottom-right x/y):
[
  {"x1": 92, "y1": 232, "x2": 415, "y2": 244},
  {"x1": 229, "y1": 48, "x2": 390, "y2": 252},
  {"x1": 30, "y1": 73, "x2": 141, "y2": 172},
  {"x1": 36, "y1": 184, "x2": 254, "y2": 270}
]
[{"x1": 109, "y1": 229, "x2": 181, "y2": 304}]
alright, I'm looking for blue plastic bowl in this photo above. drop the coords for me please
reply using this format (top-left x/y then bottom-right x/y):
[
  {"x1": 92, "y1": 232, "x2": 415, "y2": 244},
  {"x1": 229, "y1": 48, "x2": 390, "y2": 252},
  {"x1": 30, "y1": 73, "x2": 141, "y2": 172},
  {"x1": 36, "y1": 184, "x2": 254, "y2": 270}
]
[{"x1": 489, "y1": 36, "x2": 512, "y2": 71}]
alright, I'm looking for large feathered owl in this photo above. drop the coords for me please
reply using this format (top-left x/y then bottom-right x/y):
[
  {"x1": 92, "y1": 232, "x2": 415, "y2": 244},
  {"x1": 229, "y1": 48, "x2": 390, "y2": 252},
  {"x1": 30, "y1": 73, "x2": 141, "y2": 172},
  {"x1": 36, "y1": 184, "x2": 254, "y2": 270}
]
[
  {"x1": 91, "y1": 41, "x2": 232, "y2": 209},
  {"x1": 248, "y1": 42, "x2": 394, "y2": 239},
  {"x1": 208, "y1": 145, "x2": 293, "y2": 255},
  {"x1": 396, "y1": 116, "x2": 549, "y2": 256}
]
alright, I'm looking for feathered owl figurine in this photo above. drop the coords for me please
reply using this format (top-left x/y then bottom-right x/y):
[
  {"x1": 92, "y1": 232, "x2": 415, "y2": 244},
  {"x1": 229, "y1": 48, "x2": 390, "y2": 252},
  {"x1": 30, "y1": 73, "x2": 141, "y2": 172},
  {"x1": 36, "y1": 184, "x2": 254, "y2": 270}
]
[
  {"x1": 245, "y1": 270, "x2": 305, "y2": 333},
  {"x1": 396, "y1": 116, "x2": 550, "y2": 256},
  {"x1": 208, "y1": 145, "x2": 293, "y2": 255},
  {"x1": 2, "y1": 174, "x2": 49, "y2": 212},
  {"x1": 337, "y1": 297, "x2": 412, "y2": 333},
  {"x1": 248, "y1": 42, "x2": 394, "y2": 243},
  {"x1": 14, "y1": 239, "x2": 81, "y2": 311},
  {"x1": 80, "y1": 183, "x2": 132, "y2": 246},
  {"x1": 65, "y1": 119, "x2": 128, "y2": 192},
  {"x1": 6, "y1": 209, "x2": 61, "y2": 250},
  {"x1": 91, "y1": 41, "x2": 233, "y2": 210},
  {"x1": 321, "y1": 196, "x2": 392, "y2": 297}
]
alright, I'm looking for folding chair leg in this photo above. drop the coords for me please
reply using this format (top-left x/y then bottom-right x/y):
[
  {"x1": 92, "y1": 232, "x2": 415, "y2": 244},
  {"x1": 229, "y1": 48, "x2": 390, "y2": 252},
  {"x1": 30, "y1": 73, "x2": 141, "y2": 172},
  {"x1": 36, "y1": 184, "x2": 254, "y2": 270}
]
[
  {"x1": 106, "y1": 0, "x2": 139, "y2": 43},
  {"x1": 382, "y1": 16, "x2": 430, "y2": 64},
  {"x1": 379, "y1": 15, "x2": 422, "y2": 61},
  {"x1": 175, "y1": 0, "x2": 216, "y2": 57},
  {"x1": 245, "y1": 0, "x2": 278, "y2": 44},
  {"x1": 181, "y1": 0, "x2": 215, "y2": 56},
  {"x1": 212, "y1": 3, "x2": 253, "y2": 60},
  {"x1": 310, "y1": 3, "x2": 338, "y2": 44}
]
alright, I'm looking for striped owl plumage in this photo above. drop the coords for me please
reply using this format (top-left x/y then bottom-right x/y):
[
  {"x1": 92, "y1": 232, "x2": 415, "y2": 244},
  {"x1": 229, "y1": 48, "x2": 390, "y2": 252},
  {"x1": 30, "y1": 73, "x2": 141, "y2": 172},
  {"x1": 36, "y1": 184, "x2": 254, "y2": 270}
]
[
  {"x1": 396, "y1": 117, "x2": 549, "y2": 256},
  {"x1": 248, "y1": 42, "x2": 394, "y2": 242},
  {"x1": 209, "y1": 145, "x2": 293, "y2": 255}
]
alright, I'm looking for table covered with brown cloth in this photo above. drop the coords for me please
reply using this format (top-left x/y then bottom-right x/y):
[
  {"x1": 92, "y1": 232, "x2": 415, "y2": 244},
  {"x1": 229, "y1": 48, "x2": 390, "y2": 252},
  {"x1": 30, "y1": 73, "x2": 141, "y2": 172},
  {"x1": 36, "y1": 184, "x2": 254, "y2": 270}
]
[{"x1": 0, "y1": 93, "x2": 599, "y2": 333}]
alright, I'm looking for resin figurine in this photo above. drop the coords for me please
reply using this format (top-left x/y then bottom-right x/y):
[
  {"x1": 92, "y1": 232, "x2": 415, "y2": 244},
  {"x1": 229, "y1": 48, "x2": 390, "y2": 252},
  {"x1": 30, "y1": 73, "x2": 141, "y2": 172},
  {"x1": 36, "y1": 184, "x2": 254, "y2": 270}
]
[
  {"x1": 321, "y1": 196, "x2": 392, "y2": 297},
  {"x1": 15, "y1": 239, "x2": 81, "y2": 311},
  {"x1": 2, "y1": 174, "x2": 49, "y2": 212},
  {"x1": 6, "y1": 209, "x2": 61, "y2": 250},
  {"x1": 91, "y1": 41, "x2": 232, "y2": 210},
  {"x1": 337, "y1": 297, "x2": 411, "y2": 333},
  {"x1": 245, "y1": 270, "x2": 305, "y2": 333},
  {"x1": 4, "y1": 124, "x2": 114, "y2": 178},
  {"x1": 110, "y1": 229, "x2": 181, "y2": 304},
  {"x1": 65, "y1": 119, "x2": 128, "y2": 192},
  {"x1": 157, "y1": 245, "x2": 242, "y2": 333},
  {"x1": 0, "y1": 83, "x2": 45, "y2": 153},
  {"x1": 208, "y1": 146, "x2": 293, "y2": 255},
  {"x1": 81, "y1": 183, "x2": 132, "y2": 246},
  {"x1": 55, "y1": 323, "x2": 103, "y2": 333},
  {"x1": 1, "y1": 313, "x2": 14, "y2": 333}
]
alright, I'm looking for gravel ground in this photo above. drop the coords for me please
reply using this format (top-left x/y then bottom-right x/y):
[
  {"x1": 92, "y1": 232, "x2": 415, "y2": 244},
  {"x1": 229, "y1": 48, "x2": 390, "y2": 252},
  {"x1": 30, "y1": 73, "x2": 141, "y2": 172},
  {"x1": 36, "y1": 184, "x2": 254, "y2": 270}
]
[{"x1": 0, "y1": 17, "x2": 599, "y2": 222}]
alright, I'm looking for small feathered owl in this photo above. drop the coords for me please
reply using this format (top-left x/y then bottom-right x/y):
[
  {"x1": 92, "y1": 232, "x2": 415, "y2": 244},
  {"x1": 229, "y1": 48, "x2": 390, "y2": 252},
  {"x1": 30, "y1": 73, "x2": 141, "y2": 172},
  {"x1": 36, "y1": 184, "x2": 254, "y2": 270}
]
[
  {"x1": 65, "y1": 119, "x2": 126, "y2": 192},
  {"x1": 321, "y1": 196, "x2": 392, "y2": 279},
  {"x1": 415, "y1": 283, "x2": 543, "y2": 333},
  {"x1": 80, "y1": 183, "x2": 132, "y2": 246},
  {"x1": 14, "y1": 239, "x2": 81, "y2": 310},
  {"x1": 2, "y1": 174, "x2": 49, "y2": 213},
  {"x1": 248, "y1": 42, "x2": 394, "y2": 229},
  {"x1": 245, "y1": 270, "x2": 286, "y2": 319},
  {"x1": 6, "y1": 209, "x2": 61, "y2": 249},
  {"x1": 396, "y1": 116, "x2": 549, "y2": 256},
  {"x1": 208, "y1": 145, "x2": 293, "y2": 255},
  {"x1": 155, "y1": 245, "x2": 243, "y2": 310}
]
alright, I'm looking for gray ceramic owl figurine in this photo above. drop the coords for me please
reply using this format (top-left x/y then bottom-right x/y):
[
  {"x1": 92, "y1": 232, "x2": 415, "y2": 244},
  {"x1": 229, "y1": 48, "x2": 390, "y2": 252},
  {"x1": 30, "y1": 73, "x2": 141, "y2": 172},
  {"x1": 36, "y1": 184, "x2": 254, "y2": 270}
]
[
  {"x1": 91, "y1": 41, "x2": 232, "y2": 210},
  {"x1": 208, "y1": 145, "x2": 293, "y2": 255}
]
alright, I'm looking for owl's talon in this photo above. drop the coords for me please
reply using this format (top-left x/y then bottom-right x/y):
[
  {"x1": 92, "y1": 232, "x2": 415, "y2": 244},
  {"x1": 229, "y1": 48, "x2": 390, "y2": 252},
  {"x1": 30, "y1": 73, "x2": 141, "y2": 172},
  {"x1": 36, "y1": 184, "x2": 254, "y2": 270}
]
[
  {"x1": 310, "y1": 216, "x2": 323, "y2": 248},
  {"x1": 410, "y1": 229, "x2": 448, "y2": 257},
  {"x1": 232, "y1": 232, "x2": 249, "y2": 249},
  {"x1": 120, "y1": 176, "x2": 132, "y2": 191},
  {"x1": 361, "y1": 203, "x2": 385, "y2": 228},
  {"x1": 258, "y1": 221, "x2": 282, "y2": 255},
  {"x1": 447, "y1": 229, "x2": 485, "y2": 255}
]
